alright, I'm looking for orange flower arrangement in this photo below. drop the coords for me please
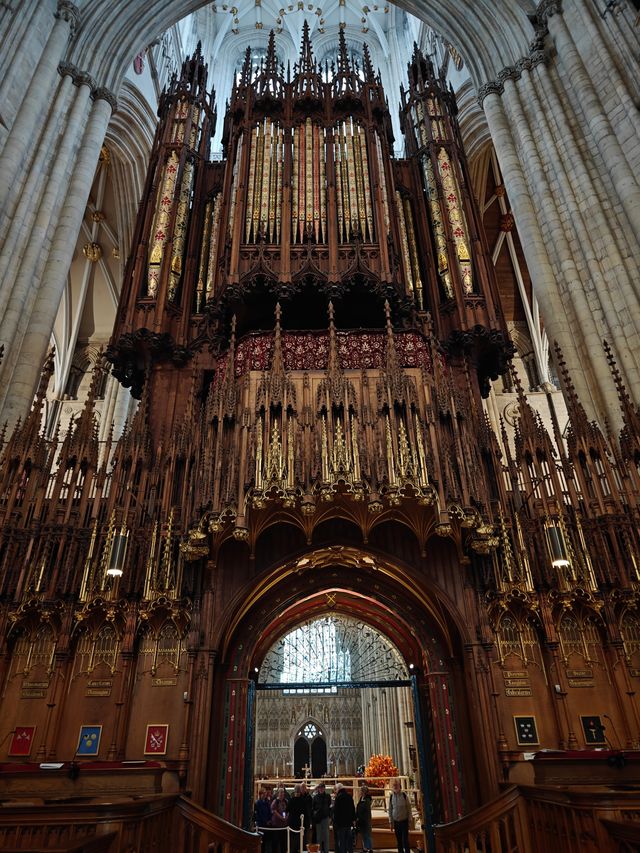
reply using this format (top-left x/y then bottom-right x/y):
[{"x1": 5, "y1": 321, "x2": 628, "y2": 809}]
[{"x1": 364, "y1": 754, "x2": 399, "y2": 786}]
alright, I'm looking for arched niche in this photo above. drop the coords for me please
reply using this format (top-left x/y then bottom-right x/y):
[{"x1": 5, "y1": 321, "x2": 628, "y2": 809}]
[{"x1": 202, "y1": 545, "x2": 481, "y2": 826}]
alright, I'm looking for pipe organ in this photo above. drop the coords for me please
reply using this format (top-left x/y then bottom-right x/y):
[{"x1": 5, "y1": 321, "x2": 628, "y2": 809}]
[{"x1": 2, "y1": 23, "x2": 640, "y2": 831}]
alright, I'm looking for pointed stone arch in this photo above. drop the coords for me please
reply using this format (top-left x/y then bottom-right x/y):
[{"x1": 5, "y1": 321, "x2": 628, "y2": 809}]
[{"x1": 68, "y1": 2, "x2": 534, "y2": 95}]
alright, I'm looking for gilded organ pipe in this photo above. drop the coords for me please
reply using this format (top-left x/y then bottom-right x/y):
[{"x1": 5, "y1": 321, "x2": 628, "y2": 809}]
[
  {"x1": 243, "y1": 119, "x2": 284, "y2": 243},
  {"x1": 205, "y1": 193, "x2": 222, "y2": 300},
  {"x1": 275, "y1": 126, "x2": 283, "y2": 241},
  {"x1": 252, "y1": 122, "x2": 263, "y2": 241},
  {"x1": 437, "y1": 147, "x2": 473, "y2": 294},
  {"x1": 292, "y1": 124, "x2": 299, "y2": 239},
  {"x1": 375, "y1": 132, "x2": 390, "y2": 232},
  {"x1": 169, "y1": 158, "x2": 194, "y2": 301},
  {"x1": 396, "y1": 191, "x2": 415, "y2": 299},
  {"x1": 260, "y1": 119, "x2": 271, "y2": 241},
  {"x1": 403, "y1": 197, "x2": 423, "y2": 309},
  {"x1": 291, "y1": 119, "x2": 327, "y2": 243},
  {"x1": 196, "y1": 199, "x2": 212, "y2": 312},
  {"x1": 334, "y1": 120, "x2": 373, "y2": 242},
  {"x1": 319, "y1": 128, "x2": 327, "y2": 242},
  {"x1": 422, "y1": 155, "x2": 453, "y2": 299},
  {"x1": 359, "y1": 126, "x2": 373, "y2": 240},
  {"x1": 147, "y1": 151, "x2": 180, "y2": 298},
  {"x1": 228, "y1": 135, "x2": 243, "y2": 239},
  {"x1": 305, "y1": 118, "x2": 312, "y2": 240},
  {"x1": 335, "y1": 130, "x2": 344, "y2": 241},
  {"x1": 172, "y1": 97, "x2": 189, "y2": 143}
]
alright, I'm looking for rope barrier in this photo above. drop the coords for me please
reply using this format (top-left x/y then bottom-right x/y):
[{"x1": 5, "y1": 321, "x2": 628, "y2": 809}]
[{"x1": 257, "y1": 815, "x2": 306, "y2": 852}]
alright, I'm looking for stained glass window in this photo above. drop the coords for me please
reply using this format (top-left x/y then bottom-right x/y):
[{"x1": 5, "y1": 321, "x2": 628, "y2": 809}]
[{"x1": 258, "y1": 615, "x2": 408, "y2": 687}]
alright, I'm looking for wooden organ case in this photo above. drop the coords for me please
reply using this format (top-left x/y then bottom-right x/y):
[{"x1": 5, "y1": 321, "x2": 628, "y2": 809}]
[{"x1": 0, "y1": 28, "x2": 639, "y2": 831}]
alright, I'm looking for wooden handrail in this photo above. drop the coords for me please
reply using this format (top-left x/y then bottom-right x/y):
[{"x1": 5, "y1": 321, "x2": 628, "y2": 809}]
[
  {"x1": 600, "y1": 818, "x2": 640, "y2": 849},
  {"x1": 175, "y1": 794, "x2": 261, "y2": 851},
  {"x1": 0, "y1": 794, "x2": 261, "y2": 853},
  {"x1": 434, "y1": 786, "x2": 523, "y2": 841},
  {"x1": 435, "y1": 785, "x2": 640, "y2": 853}
]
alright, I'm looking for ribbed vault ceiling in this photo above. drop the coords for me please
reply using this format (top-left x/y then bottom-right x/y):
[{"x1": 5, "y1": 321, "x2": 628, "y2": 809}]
[
  {"x1": 258, "y1": 614, "x2": 409, "y2": 684},
  {"x1": 69, "y1": 0, "x2": 537, "y2": 93}
]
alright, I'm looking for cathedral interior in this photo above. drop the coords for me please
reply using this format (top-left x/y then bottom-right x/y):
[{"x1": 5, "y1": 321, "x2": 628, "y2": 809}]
[{"x1": 0, "y1": 1, "x2": 640, "y2": 850}]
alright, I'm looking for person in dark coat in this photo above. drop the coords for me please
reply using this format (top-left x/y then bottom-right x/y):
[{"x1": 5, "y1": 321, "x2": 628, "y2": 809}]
[
  {"x1": 299, "y1": 781, "x2": 313, "y2": 845},
  {"x1": 312, "y1": 782, "x2": 332, "y2": 853},
  {"x1": 356, "y1": 784, "x2": 373, "y2": 853},
  {"x1": 289, "y1": 785, "x2": 307, "y2": 836},
  {"x1": 332, "y1": 783, "x2": 356, "y2": 853},
  {"x1": 254, "y1": 787, "x2": 273, "y2": 853}
]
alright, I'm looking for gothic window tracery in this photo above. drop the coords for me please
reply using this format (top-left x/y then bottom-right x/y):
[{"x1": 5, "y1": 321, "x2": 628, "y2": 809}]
[
  {"x1": 137, "y1": 621, "x2": 186, "y2": 675},
  {"x1": 621, "y1": 611, "x2": 640, "y2": 668},
  {"x1": 496, "y1": 614, "x2": 539, "y2": 666},
  {"x1": 558, "y1": 612, "x2": 602, "y2": 665},
  {"x1": 9, "y1": 625, "x2": 56, "y2": 678},
  {"x1": 72, "y1": 623, "x2": 120, "y2": 677},
  {"x1": 259, "y1": 614, "x2": 408, "y2": 687}
]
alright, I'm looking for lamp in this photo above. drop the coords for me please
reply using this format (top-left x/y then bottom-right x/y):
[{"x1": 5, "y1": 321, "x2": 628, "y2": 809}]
[
  {"x1": 106, "y1": 526, "x2": 129, "y2": 577},
  {"x1": 545, "y1": 523, "x2": 570, "y2": 568}
]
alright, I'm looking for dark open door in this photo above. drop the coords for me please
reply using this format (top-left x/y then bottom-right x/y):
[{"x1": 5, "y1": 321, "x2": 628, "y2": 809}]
[
  {"x1": 294, "y1": 736, "x2": 310, "y2": 777},
  {"x1": 311, "y1": 736, "x2": 327, "y2": 777}
]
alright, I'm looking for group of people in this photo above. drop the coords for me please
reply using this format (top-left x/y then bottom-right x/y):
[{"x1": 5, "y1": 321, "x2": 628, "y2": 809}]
[
  {"x1": 254, "y1": 777, "x2": 413, "y2": 853},
  {"x1": 253, "y1": 780, "x2": 373, "y2": 853}
]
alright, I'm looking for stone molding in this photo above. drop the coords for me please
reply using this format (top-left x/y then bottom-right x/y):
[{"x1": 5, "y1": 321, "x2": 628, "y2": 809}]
[{"x1": 58, "y1": 63, "x2": 118, "y2": 111}]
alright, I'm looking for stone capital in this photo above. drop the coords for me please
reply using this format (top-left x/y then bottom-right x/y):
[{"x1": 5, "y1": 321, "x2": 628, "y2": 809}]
[
  {"x1": 55, "y1": 0, "x2": 80, "y2": 30},
  {"x1": 529, "y1": 49, "x2": 548, "y2": 69},
  {"x1": 477, "y1": 80, "x2": 504, "y2": 107},
  {"x1": 58, "y1": 61, "x2": 96, "y2": 91},
  {"x1": 92, "y1": 87, "x2": 118, "y2": 111},
  {"x1": 536, "y1": 0, "x2": 562, "y2": 25},
  {"x1": 498, "y1": 65, "x2": 521, "y2": 84}
]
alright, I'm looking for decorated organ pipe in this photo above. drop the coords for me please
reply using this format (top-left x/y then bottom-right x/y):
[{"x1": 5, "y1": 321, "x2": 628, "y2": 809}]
[
  {"x1": 110, "y1": 30, "x2": 509, "y2": 407},
  {"x1": 143, "y1": 47, "x2": 215, "y2": 306}
]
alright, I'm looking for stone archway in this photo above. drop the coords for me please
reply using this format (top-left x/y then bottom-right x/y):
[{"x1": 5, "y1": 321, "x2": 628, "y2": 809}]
[
  {"x1": 68, "y1": 2, "x2": 534, "y2": 93},
  {"x1": 4, "y1": 2, "x2": 639, "y2": 430},
  {"x1": 205, "y1": 546, "x2": 482, "y2": 828}
]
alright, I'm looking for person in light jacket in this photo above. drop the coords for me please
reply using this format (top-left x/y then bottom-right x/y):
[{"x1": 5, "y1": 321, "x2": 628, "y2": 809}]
[{"x1": 388, "y1": 779, "x2": 411, "y2": 853}]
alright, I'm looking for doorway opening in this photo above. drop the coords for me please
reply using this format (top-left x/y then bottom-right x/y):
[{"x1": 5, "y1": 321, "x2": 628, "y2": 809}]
[
  {"x1": 255, "y1": 615, "x2": 416, "y2": 779},
  {"x1": 294, "y1": 722, "x2": 327, "y2": 777}
]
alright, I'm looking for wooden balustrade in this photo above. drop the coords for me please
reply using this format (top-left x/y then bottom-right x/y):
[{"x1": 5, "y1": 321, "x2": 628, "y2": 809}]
[
  {"x1": 0, "y1": 794, "x2": 261, "y2": 852},
  {"x1": 600, "y1": 819, "x2": 640, "y2": 852},
  {"x1": 434, "y1": 785, "x2": 640, "y2": 853},
  {"x1": 174, "y1": 795, "x2": 261, "y2": 852}
]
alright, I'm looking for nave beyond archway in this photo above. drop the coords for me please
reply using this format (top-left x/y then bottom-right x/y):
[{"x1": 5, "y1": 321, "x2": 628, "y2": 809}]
[
  {"x1": 209, "y1": 547, "x2": 472, "y2": 830},
  {"x1": 255, "y1": 614, "x2": 416, "y2": 781}
]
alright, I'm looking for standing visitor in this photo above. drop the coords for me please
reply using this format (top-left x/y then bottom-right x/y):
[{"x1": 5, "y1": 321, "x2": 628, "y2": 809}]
[
  {"x1": 388, "y1": 779, "x2": 411, "y2": 853},
  {"x1": 333, "y1": 782, "x2": 356, "y2": 853},
  {"x1": 289, "y1": 783, "x2": 308, "y2": 848},
  {"x1": 254, "y1": 787, "x2": 273, "y2": 853},
  {"x1": 312, "y1": 782, "x2": 332, "y2": 852},
  {"x1": 300, "y1": 781, "x2": 313, "y2": 846},
  {"x1": 271, "y1": 786, "x2": 290, "y2": 853},
  {"x1": 356, "y1": 784, "x2": 373, "y2": 853}
]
